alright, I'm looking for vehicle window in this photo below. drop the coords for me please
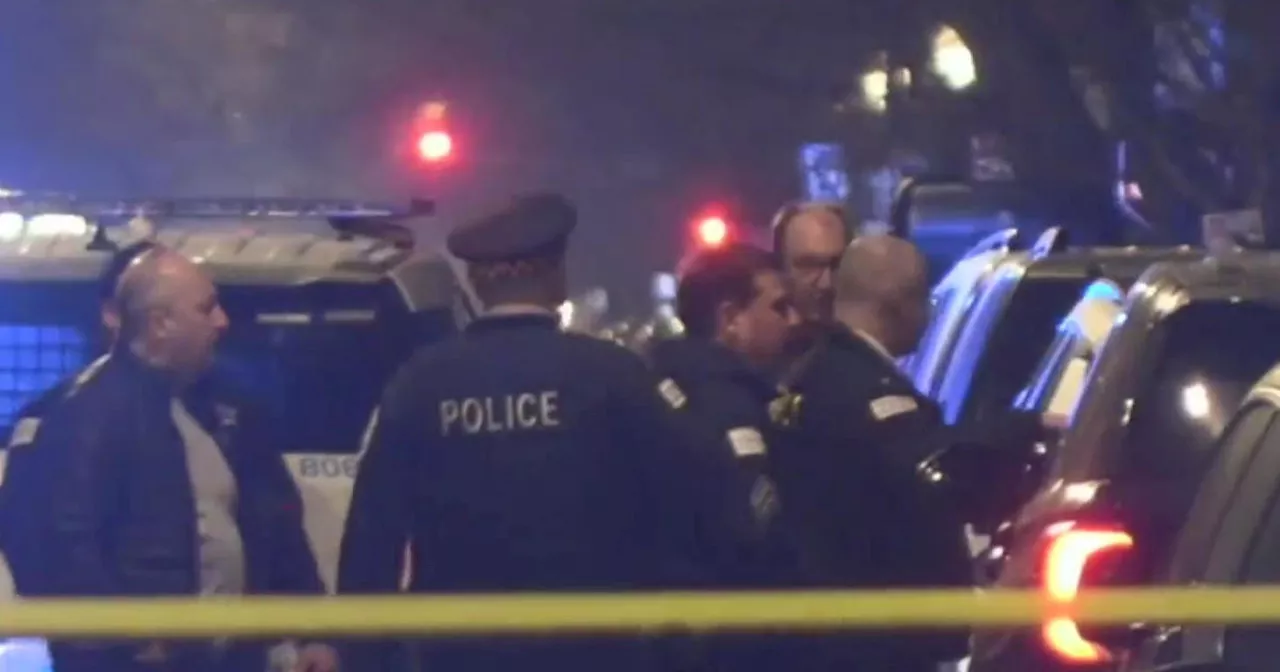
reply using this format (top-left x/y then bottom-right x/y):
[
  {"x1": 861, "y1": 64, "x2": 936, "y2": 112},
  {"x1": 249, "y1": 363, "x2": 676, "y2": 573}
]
[
  {"x1": 942, "y1": 277, "x2": 1084, "y2": 425},
  {"x1": 0, "y1": 282, "x2": 99, "y2": 437},
  {"x1": 1118, "y1": 302, "x2": 1280, "y2": 520},
  {"x1": 210, "y1": 282, "x2": 446, "y2": 454},
  {"x1": 1165, "y1": 403, "x2": 1275, "y2": 584},
  {"x1": 1014, "y1": 327, "x2": 1080, "y2": 410}
]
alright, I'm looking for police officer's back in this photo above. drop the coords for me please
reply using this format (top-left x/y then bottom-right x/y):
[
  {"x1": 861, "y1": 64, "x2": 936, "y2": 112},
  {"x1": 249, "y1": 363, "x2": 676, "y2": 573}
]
[
  {"x1": 338, "y1": 193, "x2": 751, "y2": 672},
  {"x1": 772, "y1": 235, "x2": 972, "y2": 670}
]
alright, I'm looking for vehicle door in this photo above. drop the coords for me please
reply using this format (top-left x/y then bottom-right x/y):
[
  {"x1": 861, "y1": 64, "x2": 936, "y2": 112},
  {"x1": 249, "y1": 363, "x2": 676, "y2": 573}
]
[
  {"x1": 1125, "y1": 401, "x2": 1280, "y2": 671},
  {"x1": 214, "y1": 280, "x2": 451, "y2": 591}
]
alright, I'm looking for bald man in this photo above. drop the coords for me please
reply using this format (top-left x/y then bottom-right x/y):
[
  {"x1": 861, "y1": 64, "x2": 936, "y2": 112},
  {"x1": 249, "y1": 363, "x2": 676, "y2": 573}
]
[
  {"x1": 765, "y1": 235, "x2": 973, "y2": 671},
  {"x1": 8, "y1": 245, "x2": 335, "y2": 672}
]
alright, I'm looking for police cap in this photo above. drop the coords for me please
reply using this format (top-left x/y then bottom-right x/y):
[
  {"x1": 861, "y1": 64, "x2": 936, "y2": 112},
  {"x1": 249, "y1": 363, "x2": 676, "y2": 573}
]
[{"x1": 447, "y1": 192, "x2": 577, "y2": 263}]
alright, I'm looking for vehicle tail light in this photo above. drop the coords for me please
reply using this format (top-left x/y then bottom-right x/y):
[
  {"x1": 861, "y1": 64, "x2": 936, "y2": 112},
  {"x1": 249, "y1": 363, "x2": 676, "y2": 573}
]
[{"x1": 1039, "y1": 521, "x2": 1134, "y2": 663}]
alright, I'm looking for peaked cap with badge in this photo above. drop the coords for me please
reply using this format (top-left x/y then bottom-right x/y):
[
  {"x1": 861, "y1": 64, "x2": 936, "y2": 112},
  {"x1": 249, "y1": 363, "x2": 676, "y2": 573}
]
[{"x1": 447, "y1": 192, "x2": 578, "y2": 265}]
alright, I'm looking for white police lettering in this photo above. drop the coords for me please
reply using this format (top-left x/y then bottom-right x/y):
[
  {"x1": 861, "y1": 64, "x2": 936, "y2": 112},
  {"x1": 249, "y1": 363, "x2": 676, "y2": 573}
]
[
  {"x1": 869, "y1": 395, "x2": 918, "y2": 421},
  {"x1": 440, "y1": 391, "x2": 561, "y2": 436}
]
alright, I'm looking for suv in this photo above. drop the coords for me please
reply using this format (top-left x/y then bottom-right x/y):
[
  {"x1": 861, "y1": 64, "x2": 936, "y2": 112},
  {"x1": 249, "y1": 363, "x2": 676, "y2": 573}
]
[
  {"x1": 934, "y1": 245, "x2": 1200, "y2": 429},
  {"x1": 968, "y1": 252, "x2": 1280, "y2": 672},
  {"x1": 0, "y1": 198, "x2": 471, "y2": 594},
  {"x1": 1121, "y1": 362, "x2": 1280, "y2": 672}
]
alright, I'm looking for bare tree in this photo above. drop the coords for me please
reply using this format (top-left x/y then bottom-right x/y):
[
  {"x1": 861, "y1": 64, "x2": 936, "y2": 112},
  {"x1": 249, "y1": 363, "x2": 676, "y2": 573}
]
[{"x1": 937, "y1": 0, "x2": 1280, "y2": 239}]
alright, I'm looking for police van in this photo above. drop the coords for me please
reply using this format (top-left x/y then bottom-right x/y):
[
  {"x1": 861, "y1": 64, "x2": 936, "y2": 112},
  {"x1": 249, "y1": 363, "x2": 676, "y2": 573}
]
[
  {"x1": 969, "y1": 249, "x2": 1280, "y2": 672},
  {"x1": 0, "y1": 197, "x2": 471, "y2": 597}
]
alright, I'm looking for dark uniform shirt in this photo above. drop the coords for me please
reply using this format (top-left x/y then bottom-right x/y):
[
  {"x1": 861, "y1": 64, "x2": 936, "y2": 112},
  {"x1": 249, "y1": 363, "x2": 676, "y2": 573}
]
[
  {"x1": 647, "y1": 337, "x2": 797, "y2": 586},
  {"x1": 771, "y1": 325, "x2": 974, "y2": 669},
  {"x1": 338, "y1": 311, "x2": 752, "y2": 671}
]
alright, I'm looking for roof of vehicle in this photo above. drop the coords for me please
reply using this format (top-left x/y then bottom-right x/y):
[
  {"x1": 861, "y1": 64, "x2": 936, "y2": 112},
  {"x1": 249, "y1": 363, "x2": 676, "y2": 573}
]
[
  {"x1": 1017, "y1": 245, "x2": 1203, "y2": 282},
  {"x1": 1133, "y1": 251, "x2": 1280, "y2": 301},
  {"x1": 1247, "y1": 360, "x2": 1280, "y2": 406},
  {"x1": 0, "y1": 197, "x2": 467, "y2": 313}
]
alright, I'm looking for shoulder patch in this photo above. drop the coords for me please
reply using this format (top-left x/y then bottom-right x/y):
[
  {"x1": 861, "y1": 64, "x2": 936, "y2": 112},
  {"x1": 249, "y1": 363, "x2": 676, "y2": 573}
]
[
  {"x1": 726, "y1": 427, "x2": 766, "y2": 457},
  {"x1": 657, "y1": 378, "x2": 687, "y2": 409},
  {"x1": 8, "y1": 417, "x2": 40, "y2": 448},
  {"x1": 768, "y1": 393, "x2": 803, "y2": 426},
  {"x1": 869, "y1": 395, "x2": 918, "y2": 421}
]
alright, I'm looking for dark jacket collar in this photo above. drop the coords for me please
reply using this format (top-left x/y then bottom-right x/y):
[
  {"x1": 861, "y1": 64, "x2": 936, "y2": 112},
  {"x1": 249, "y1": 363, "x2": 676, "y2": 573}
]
[
  {"x1": 465, "y1": 311, "x2": 560, "y2": 335},
  {"x1": 108, "y1": 346, "x2": 185, "y2": 398},
  {"x1": 825, "y1": 324, "x2": 898, "y2": 366},
  {"x1": 649, "y1": 337, "x2": 776, "y2": 397}
]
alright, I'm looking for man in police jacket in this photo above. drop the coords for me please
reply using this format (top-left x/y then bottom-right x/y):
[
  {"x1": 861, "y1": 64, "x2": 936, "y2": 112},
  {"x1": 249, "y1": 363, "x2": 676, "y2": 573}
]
[
  {"x1": 338, "y1": 192, "x2": 754, "y2": 672},
  {"x1": 771, "y1": 234, "x2": 1051, "y2": 670},
  {"x1": 648, "y1": 243, "x2": 799, "y2": 584},
  {"x1": 647, "y1": 243, "x2": 804, "y2": 671}
]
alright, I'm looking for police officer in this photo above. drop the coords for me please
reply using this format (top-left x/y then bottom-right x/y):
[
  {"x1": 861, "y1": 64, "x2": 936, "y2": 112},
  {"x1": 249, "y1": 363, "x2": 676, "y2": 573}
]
[
  {"x1": 649, "y1": 243, "x2": 799, "y2": 582},
  {"x1": 338, "y1": 192, "x2": 754, "y2": 672},
  {"x1": 770, "y1": 234, "x2": 1048, "y2": 671},
  {"x1": 648, "y1": 243, "x2": 803, "y2": 671}
]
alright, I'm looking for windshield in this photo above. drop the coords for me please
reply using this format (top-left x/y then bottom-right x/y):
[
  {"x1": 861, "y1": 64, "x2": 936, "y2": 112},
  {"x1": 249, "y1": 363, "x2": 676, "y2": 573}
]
[
  {"x1": 213, "y1": 282, "x2": 443, "y2": 454},
  {"x1": 0, "y1": 282, "x2": 99, "y2": 436}
]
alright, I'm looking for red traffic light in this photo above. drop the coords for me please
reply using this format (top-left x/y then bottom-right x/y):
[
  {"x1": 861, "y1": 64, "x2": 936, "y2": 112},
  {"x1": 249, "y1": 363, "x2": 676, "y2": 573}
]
[
  {"x1": 696, "y1": 216, "x2": 729, "y2": 247},
  {"x1": 418, "y1": 130, "x2": 453, "y2": 162}
]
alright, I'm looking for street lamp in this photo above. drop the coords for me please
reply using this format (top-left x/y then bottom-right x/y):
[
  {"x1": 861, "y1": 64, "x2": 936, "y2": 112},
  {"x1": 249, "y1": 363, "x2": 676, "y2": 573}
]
[
  {"x1": 930, "y1": 25, "x2": 977, "y2": 91},
  {"x1": 860, "y1": 68, "x2": 889, "y2": 114}
]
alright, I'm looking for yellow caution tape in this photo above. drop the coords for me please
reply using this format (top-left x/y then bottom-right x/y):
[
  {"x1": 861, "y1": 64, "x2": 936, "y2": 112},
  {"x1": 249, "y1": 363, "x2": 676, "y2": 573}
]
[{"x1": 0, "y1": 587, "x2": 1278, "y2": 637}]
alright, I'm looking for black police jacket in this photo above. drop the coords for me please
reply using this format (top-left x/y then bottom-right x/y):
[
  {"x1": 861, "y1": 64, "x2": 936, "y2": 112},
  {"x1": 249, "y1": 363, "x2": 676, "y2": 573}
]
[
  {"x1": 647, "y1": 336, "x2": 799, "y2": 586},
  {"x1": 3, "y1": 351, "x2": 323, "y2": 601},
  {"x1": 339, "y1": 312, "x2": 756, "y2": 671},
  {"x1": 771, "y1": 325, "x2": 973, "y2": 667}
]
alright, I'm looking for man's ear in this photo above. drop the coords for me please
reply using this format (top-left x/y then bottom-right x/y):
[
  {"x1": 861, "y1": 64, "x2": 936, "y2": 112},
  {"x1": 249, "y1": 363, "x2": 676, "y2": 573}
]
[
  {"x1": 715, "y1": 300, "x2": 742, "y2": 336},
  {"x1": 100, "y1": 302, "x2": 122, "y2": 333}
]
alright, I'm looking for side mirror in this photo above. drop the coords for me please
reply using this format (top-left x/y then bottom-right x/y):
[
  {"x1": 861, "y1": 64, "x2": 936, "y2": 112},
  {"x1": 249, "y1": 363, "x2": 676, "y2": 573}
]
[{"x1": 919, "y1": 439, "x2": 1038, "y2": 532}]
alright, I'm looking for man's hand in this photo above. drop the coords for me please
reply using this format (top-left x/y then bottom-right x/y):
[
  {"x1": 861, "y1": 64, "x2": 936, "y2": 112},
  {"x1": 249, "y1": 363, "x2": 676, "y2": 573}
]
[{"x1": 294, "y1": 642, "x2": 340, "y2": 672}]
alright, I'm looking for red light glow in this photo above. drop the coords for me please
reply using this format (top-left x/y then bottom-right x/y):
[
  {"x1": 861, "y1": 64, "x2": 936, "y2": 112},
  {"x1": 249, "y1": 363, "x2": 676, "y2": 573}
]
[
  {"x1": 697, "y1": 216, "x2": 729, "y2": 246},
  {"x1": 418, "y1": 131, "x2": 453, "y2": 162},
  {"x1": 1040, "y1": 523, "x2": 1134, "y2": 663}
]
